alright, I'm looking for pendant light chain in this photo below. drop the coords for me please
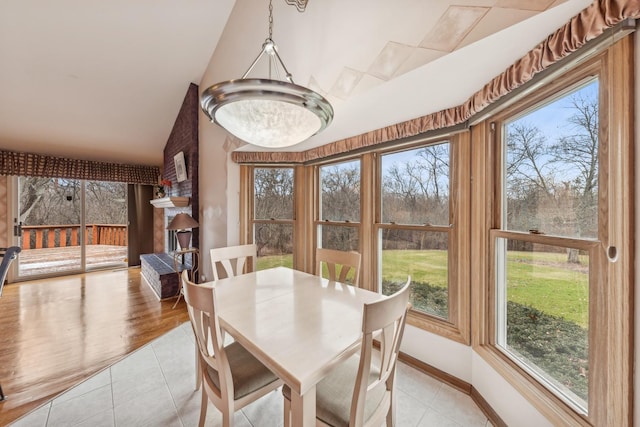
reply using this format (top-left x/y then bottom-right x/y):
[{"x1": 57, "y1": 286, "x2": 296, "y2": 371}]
[
  {"x1": 268, "y1": 0, "x2": 273, "y2": 41},
  {"x1": 267, "y1": 0, "x2": 274, "y2": 79}
]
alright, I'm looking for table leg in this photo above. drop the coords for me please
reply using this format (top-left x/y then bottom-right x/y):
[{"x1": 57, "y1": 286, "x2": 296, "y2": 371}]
[{"x1": 291, "y1": 386, "x2": 315, "y2": 427}]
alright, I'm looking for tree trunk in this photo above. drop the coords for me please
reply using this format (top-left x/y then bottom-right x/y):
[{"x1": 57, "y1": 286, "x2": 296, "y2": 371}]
[{"x1": 567, "y1": 248, "x2": 581, "y2": 264}]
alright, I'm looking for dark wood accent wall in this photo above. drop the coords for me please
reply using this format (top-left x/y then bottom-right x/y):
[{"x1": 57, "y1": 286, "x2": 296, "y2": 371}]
[{"x1": 162, "y1": 83, "x2": 200, "y2": 249}]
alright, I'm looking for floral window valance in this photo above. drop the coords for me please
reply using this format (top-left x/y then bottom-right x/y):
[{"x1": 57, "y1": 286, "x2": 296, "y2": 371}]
[{"x1": 0, "y1": 150, "x2": 160, "y2": 185}]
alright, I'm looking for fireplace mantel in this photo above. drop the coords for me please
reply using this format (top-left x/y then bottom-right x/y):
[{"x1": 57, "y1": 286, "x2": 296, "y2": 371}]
[{"x1": 150, "y1": 196, "x2": 190, "y2": 208}]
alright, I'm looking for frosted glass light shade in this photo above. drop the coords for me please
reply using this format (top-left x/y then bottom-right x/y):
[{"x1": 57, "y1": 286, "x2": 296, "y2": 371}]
[
  {"x1": 216, "y1": 99, "x2": 320, "y2": 148},
  {"x1": 200, "y1": 78, "x2": 333, "y2": 148}
]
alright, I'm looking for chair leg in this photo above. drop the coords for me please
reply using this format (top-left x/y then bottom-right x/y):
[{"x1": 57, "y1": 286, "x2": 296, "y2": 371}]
[
  {"x1": 283, "y1": 396, "x2": 291, "y2": 427},
  {"x1": 0, "y1": 382, "x2": 5, "y2": 401},
  {"x1": 386, "y1": 389, "x2": 395, "y2": 426},
  {"x1": 195, "y1": 345, "x2": 202, "y2": 390},
  {"x1": 198, "y1": 387, "x2": 207, "y2": 427}
]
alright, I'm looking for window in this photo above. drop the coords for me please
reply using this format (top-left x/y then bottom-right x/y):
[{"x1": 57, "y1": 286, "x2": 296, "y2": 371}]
[
  {"x1": 252, "y1": 167, "x2": 294, "y2": 269},
  {"x1": 379, "y1": 144, "x2": 451, "y2": 319},
  {"x1": 496, "y1": 80, "x2": 597, "y2": 412},
  {"x1": 476, "y1": 42, "x2": 633, "y2": 425}
]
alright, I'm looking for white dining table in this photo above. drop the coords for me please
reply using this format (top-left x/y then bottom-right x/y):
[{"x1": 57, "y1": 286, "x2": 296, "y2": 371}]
[{"x1": 210, "y1": 266, "x2": 383, "y2": 427}]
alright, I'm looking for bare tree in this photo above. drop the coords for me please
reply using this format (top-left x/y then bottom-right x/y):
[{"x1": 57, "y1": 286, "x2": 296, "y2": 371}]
[
  {"x1": 254, "y1": 168, "x2": 293, "y2": 220},
  {"x1": 382, "y1": 144, "x2": 449, "y2": 226},
  {"x1": 506, "y1": 123, "x2": 554, "y2": 197},
  {"x1": 321, "y1": 164, "x2": 360, "y2": 222},
  {"x1": 19, "y1": 177, "x2": 53, "y2": 222},
  {"x1": 18, "y1": 177, "x2": 127, "y2": 247},
  {"x1": 504, "y1": 86, "x2": 599, "y2": 262},
  {"x1": 253, "y1": 168, "x2": 294, "y2": 256},
  {"x1": 416, "y1": 143, "x2": 449, "y2": 204},
  {"x1": 551, "y1": 92, "x2": 598, "y2": 238}
]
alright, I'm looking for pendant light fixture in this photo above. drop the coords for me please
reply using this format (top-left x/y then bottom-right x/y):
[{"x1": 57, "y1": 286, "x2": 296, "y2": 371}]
[{"x1": 200, "y1": 0, "x2": 333, "y2": 148}]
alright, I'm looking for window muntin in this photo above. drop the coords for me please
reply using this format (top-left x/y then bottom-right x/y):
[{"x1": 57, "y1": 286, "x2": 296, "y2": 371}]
[
  {"x1": 381, "y1": 144, "x2": 449, "y2": 225},
  {"x1": 319, "y1": 160, "x2": 360, "y2": 222},
  {"x1": 380, "y1": 228, "x2": 448, "y2": 318},
  {"x1": 503, "y1": 80, "x2": 599, "y2": 239}
]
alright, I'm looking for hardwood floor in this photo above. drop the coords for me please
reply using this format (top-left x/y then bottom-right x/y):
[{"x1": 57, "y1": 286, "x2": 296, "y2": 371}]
[
  {"x1": 0, "y1": 267, "x2": 189, "y2": 426},
  {"x1": 18, "y1": 245, "x2": 128, "y2": 277}
]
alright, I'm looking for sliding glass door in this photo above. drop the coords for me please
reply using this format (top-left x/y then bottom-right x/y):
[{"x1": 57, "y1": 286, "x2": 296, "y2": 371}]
[
  {"x1": 84, "y1": 180, "x2": 128, "y2": 270},
  {"x1": 14, "y1": 177, "x2": 128, "y2": 279}
]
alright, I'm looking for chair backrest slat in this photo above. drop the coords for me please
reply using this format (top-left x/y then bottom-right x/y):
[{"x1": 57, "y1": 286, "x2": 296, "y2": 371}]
[
  {"x1": 315, "y1": 248, "x2": 361, "y2": 287},
  {"x1": 210, "y1": 244, "x2": 257, "y2": 281}
]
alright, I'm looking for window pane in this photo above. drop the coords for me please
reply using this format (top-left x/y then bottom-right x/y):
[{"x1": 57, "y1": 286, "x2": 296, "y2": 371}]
[
  {"x1": 381, "y1": 143, "x2": 449, "y2": 225},
  {"x1": 254, "y1": 168, "x2": 294, "y2": 220},
  {"x1": 319, "y1": 225, "x2": 359, "y2": 252},
  {"x1": 85, "y1": 180, "x2": 128, "y2": 269},
  {"x1": 320, "y1": 160, "x2": 360, "y2": 222},
  {"x1": 380, "y1": 228, "x2": 448, "y2": 319},
  {"x1": 496, "y1": 238, "x2": 589, "y2": 410},
  {"x1": 504, "y1": 80, "x2": 598, "y2": 238},
  {"x1": 255, "y1": 223, "x2": 293, "y2": 270},
  {"x1": 18, "y1": 178, "x2": 82, "y2": 276}
]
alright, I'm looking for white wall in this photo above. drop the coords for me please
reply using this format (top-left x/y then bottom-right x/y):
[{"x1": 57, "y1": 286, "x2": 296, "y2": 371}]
[
  {"x1": 472, "y1": 353, "x2": 555, "y2": 427},
  {"x1": 197, "y1": 129, "x2": 245, "y2": 281},
  {"x1": 401, "y1": 325, "x2": 472, "y2": 382},
  {"x1": 401, "y1": 325, "x2": 553, "y2": 425}
]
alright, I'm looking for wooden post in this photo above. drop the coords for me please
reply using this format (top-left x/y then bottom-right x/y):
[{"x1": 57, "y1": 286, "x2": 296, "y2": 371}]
[
  {"x1": 22, "y1": 230, "x2": 31, "y2": 249},
  {"x1": 35, "y1": 229, "x2": 44, "y2": 249},
  {"x1": 60, "y1": 229, "x2": 67, "y2": 247},
  {"x1": 47, "y1": 228, "x2": 56, "y2": 248}
]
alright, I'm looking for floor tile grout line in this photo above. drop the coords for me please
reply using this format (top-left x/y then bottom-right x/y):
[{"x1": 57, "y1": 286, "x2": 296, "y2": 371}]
[
  {"x1": 151, "y1": 335, "x2": 187, "y2": 427},
  {"x1": 109, "y1": 367, "x2": 115, "y2": 427}
]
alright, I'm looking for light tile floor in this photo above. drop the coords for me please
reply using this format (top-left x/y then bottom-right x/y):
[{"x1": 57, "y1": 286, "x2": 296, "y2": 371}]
[{"x1": 10, "y1": 322, "x2": 491, "y2": 427}]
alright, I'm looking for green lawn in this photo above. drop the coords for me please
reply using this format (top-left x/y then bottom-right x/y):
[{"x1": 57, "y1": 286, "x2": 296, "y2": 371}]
[
  {"x1": 505, "y1": 254, "x2": 588, "y2": 327},
  {"x1": 382, "y1": 249, "x2": 588, "y2": 327},
  {"x1": 257, "y1": 249, "x2": 589, "y2": 326},
  {"x1": 257, "y1": 254, "x2": 293, "y2": 270}
]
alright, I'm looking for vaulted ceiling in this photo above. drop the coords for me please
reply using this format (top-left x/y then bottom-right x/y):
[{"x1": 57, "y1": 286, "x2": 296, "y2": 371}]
[{"x1": 0, "y1": 0, "x2": 591, "y2": 166}]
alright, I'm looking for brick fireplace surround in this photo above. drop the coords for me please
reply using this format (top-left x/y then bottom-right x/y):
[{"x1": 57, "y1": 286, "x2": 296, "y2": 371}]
[{"x1": 141, "y1": 83, "x2": 200, "y2": 299}]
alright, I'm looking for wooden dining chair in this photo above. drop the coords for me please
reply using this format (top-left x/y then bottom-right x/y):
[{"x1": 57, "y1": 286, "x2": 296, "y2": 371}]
[
  {"x1": 209, "y1": 244, "x2": 257, "y2": 281},
  {"x1": 182, "y1": 270, "x2": 282, "y2": 427},
  {"x1": 316, "y1": 248, "x2": 361, "y2": 287},
  {"x1": 282, "y1": 277, "x2": 411, "y2": 427}
]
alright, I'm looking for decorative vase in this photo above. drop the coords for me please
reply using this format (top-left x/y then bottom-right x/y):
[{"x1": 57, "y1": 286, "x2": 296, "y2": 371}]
[{"x1": 156, "y1": 187, "x2": 165, "y2": 199}]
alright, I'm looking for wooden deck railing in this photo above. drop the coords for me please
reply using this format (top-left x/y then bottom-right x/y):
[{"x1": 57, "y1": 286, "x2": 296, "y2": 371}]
[{"x1": 21, "y1": 224, "x2": 128, "y2": 250}]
